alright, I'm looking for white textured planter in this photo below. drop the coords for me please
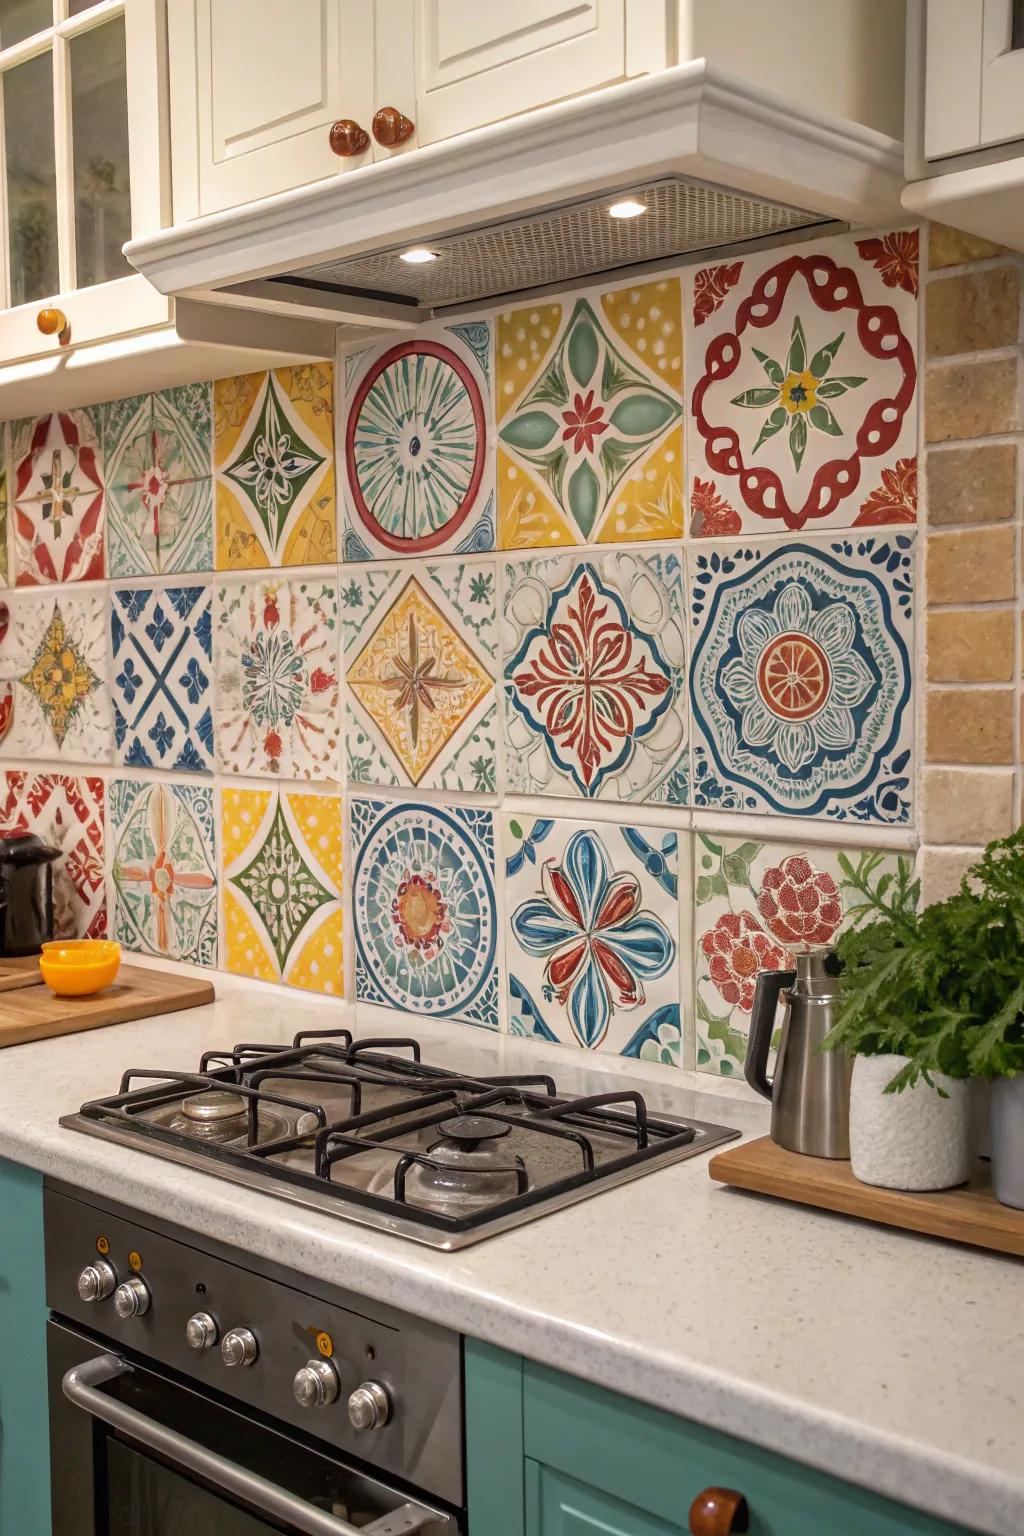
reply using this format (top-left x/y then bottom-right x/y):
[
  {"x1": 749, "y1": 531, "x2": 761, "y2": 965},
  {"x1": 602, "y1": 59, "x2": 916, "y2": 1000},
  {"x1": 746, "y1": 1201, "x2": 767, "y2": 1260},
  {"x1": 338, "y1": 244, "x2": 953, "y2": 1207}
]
[
  {"x1": 991, "y1": 1076, "x2": 1024, "y2": 1211},
  {"x1": 849, "y1": 1054, "x2": 971, "y2": 1191}
]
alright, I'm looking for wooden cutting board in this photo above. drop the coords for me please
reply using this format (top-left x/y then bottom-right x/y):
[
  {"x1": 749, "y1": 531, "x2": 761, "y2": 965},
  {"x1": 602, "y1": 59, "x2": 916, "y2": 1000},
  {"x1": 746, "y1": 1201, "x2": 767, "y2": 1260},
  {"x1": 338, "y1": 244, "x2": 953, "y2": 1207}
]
[
  {"x1": 0, "y1": 964, "x2": 215, "y2": 1048},
  {"x1": 0, "y1": 955, "x2": 44, "y2": 992},
  {"x1": 709, "y1": 1135, "x2": 1024, "y2": 1259}
]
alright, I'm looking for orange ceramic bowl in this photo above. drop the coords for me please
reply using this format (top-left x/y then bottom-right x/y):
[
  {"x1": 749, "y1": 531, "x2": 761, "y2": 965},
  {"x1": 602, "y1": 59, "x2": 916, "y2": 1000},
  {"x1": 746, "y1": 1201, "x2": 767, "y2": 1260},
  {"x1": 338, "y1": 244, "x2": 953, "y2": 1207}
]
[{"x1": 40, "y1": 940, "x2": 121, "y2": 997}]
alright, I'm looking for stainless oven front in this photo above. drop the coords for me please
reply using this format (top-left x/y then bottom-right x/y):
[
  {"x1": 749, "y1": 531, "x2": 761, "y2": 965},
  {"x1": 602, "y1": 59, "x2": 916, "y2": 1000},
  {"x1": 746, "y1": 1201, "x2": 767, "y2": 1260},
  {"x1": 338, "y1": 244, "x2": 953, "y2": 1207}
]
[
  {"x1": 44, "y1": 1183, "x2": 464, "y2": 1536},
  {"x1": 48, "y1": 1321, "x2": 458, "y2": 1535}
]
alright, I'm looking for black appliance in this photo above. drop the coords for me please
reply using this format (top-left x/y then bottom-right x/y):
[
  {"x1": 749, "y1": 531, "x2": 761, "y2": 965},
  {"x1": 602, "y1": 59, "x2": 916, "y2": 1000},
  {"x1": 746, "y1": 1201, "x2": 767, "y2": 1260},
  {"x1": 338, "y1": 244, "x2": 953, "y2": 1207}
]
[{"x1": 0, "y1": 832, "x2": 60, "y2": 956}]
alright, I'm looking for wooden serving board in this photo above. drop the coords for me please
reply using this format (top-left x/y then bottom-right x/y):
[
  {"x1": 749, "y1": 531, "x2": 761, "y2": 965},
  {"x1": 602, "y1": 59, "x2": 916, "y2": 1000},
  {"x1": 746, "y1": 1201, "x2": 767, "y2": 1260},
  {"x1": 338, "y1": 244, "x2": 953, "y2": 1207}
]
[
  {"x1": 0, "y1": 955, "x2": 43, "y2": 992},
  {"x1": 0, "y1": 964, "x2": 214, "y2": 1048},
  {"x1": 709, "y1": 1135, "x2": 1024, "y2": 1259}
]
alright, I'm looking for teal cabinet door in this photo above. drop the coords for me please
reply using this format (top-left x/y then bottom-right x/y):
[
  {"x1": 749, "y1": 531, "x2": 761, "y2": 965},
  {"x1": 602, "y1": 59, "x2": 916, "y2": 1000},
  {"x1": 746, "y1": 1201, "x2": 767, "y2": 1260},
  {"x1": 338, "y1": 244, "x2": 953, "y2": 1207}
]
[
  {"x1": 0, "y1": 1156, "x2": 50, "y2": 1536},
  {"x1": 527, "y1": 1462, "x2": 682, "y2": 1536}
]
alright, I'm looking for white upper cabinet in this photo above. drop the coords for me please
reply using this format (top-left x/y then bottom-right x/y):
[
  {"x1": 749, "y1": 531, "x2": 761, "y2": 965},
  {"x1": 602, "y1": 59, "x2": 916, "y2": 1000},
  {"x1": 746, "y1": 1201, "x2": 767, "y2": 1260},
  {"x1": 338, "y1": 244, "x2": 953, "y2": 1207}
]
[
  {"x1": 375, "y1": 0, "x2": 632, "y2": 149},
  {"x1": 922, "y1": 0, "x2": 1024, "y2": 161},
  {"x1": 0, "y1": 0, "x2": 169, "y2": 362},
  {"x1": 168, "y1": 0, "x2": 374, "y2": 219}
]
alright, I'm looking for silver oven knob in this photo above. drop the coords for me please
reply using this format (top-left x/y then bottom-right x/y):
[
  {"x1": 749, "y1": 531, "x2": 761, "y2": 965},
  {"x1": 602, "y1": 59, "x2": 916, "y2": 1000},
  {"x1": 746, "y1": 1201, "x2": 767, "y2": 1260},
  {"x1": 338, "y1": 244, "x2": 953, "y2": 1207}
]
[
  {"x1": 113, "y1": 1276, "x2": 151, "y2": 1319},
  {"x1": 347, "y1": 1380, "x2": 391, "y2": 1431},
  {"x1": 185, "y1": 1312, "x2": 218, "y2": 1350},
  {"x1": 221, "y1": 1327, "x2": 258, "y2": 1368},
  {"x1": 293, "y1": 1358, "x2": 340, "y2": 1409},
  {"x1": 77, "y1": 1259, "x2": 117, "y2": 1302}
]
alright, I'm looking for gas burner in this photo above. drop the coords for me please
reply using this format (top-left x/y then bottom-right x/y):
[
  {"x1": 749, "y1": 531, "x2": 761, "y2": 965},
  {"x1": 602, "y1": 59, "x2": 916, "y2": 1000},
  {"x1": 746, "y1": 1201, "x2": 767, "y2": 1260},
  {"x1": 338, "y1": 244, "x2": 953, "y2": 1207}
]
[{"x1": 63, "y1": 1030, "x2": 740, "y2": 1249}]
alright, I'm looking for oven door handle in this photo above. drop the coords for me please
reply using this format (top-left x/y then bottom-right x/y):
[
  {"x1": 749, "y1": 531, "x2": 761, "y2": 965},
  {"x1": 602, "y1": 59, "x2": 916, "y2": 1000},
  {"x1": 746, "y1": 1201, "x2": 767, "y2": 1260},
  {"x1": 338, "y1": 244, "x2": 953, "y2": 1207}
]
[{"x1": 62, "y1": 1354, "x2": 453, "y2": 1536}]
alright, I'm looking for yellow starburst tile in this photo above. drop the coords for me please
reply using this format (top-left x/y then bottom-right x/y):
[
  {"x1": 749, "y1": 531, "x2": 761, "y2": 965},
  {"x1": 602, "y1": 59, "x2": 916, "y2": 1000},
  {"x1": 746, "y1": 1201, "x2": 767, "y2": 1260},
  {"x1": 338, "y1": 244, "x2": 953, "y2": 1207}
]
[
  {"x1": 221, "y1": 787, "x2": 343, "y2": 995},
  {"x1": 215, "y1": 362, "x2": 336, "y2": 570},
  {"x1": 348, "y1": 577, "x2": 492, "y2": 785},
  {"x1": 496, "y1": 277, "x2": 683, "y2": 547}
]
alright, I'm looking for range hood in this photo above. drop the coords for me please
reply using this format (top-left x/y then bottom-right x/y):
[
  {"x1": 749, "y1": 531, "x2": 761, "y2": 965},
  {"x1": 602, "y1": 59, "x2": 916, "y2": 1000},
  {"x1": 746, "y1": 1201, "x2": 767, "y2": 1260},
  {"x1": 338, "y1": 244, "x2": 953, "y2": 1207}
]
[{"x1": 126, "y1": 62, "x2": 905, "y2": 334}]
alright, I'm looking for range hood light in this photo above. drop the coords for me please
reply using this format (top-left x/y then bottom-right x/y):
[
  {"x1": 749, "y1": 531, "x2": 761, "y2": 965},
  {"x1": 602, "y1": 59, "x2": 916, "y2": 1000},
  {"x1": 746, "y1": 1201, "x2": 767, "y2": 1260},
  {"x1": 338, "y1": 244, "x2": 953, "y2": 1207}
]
[
  {"x1": 399, "y1": 247, "x2": 440, "y2": 264},
  {"x1": 608, "y1": 198, "x2": 648, "y2": 219}
]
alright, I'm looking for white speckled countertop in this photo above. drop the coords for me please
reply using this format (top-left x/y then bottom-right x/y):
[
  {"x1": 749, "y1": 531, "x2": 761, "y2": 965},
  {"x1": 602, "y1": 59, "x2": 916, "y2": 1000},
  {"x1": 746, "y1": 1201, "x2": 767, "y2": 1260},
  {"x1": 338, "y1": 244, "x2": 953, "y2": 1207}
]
[{"x1": 1, "y1": 970, "x2": 1019, "y2": 1536}]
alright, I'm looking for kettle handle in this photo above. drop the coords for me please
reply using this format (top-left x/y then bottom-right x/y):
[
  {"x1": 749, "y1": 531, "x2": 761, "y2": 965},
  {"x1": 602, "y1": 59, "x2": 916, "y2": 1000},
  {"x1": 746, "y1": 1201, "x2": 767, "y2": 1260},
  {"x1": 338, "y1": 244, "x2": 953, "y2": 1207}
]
[{"x1": 743, "y1": 968, "x2": 796, "y2": 1100}]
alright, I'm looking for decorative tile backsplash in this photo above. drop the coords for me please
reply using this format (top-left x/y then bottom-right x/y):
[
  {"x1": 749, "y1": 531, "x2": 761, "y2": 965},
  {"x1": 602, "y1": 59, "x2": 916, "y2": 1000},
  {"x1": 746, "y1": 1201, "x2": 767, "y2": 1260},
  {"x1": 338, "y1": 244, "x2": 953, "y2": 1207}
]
[{"x1": 0, "y1": 226, "x2": 925, "y2": 1075}]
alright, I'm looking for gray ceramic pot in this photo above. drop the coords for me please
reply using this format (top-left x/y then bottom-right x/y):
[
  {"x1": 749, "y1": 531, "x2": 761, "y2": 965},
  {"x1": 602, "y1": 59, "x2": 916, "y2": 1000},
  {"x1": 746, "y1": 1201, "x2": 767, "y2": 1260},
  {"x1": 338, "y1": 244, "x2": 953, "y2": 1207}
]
[{"x1": 991, "y1": 1075, "x2": 1024, "y2": 1210}]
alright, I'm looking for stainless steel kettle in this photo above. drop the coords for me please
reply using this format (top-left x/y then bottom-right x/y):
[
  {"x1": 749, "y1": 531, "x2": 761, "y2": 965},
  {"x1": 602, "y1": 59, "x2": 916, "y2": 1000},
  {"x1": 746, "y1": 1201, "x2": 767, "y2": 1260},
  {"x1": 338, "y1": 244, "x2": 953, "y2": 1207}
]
[{"x1": 744, "y1": 945, "x2": 851, "y2": 1158}]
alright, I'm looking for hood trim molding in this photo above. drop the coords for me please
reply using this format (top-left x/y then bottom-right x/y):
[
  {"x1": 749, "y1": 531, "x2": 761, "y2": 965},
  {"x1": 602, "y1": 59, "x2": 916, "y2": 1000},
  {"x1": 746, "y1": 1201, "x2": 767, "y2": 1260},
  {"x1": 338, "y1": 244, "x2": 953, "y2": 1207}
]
[{"x1": 127, "y1": 61, "x2": 903, "y2": 306}]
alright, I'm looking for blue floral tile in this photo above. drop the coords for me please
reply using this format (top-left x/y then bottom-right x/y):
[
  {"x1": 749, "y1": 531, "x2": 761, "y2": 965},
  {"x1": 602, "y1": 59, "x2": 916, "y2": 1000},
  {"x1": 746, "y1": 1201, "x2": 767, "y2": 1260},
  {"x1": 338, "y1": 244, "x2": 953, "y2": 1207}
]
[
  {"x1": 688, "y1": 534, "x2": 914, "y2": 823},
  {"x1": 104, "y1": 384, "x2": 213, "y2": 576},
  {"x1": 502, "y1": 549, "x2": 688, "y2": 804},
  {"x1": 505, "y1": 815, "x2": 681, "y2": 1060},
  {"x1": 111, "y1": 585, "x2": 214, "y2": 773},
  {"x1": 351, "y1": 798, "x2": 498, "y2": 1029}
]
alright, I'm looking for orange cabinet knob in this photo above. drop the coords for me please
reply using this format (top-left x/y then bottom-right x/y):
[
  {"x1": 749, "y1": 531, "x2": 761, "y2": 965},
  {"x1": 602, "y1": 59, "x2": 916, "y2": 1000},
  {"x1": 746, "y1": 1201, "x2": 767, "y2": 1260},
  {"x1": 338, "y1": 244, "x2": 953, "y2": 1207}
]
[
  {"x1": 329, "y1": 119, "x2": 370, "y2": 157},
  {"x1": 372, "y1": 105, "x2": 415, "y2": 147},
  {"x1": 689, "y1": 1487, "x2": 749, "y2": 1535},
  {"x1": 37, "y1": 307, "x2": 70, "y2": 344}
]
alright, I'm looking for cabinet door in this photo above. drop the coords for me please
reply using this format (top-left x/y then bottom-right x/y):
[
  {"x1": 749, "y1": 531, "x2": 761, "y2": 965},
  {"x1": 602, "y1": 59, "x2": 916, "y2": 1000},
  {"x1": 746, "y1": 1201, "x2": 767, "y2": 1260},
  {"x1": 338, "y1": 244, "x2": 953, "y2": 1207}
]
[
  {"x1": 924, "y1": 0, "x2": 1024, "y2": 158},
  {"x1": 376, "y1": 0, "x2": 628, "y2": 149},
  {"x1": 168, "y1": 0, "x2": 374, "y2": 219},
  {"x1": 0, "y1": 1158, "x2": 50, "y2": 1536},
  {"x1": 527, "y1": 1463, "x2": 681, "y2": 1536}
]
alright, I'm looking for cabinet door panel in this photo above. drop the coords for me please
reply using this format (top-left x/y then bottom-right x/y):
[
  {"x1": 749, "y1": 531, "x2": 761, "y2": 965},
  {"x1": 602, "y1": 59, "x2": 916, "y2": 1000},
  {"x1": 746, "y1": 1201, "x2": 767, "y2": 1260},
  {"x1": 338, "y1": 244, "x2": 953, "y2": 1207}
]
[
  {"x1": 979, "y1": 0, "x2": 1024, "y2": 149},
  {"x1": 527, "y1": 1462, "x2": 681, "y2": 1536},
  {"x1": 378, "y1": 0, "x2": 627, "y2": 147},
  {"x1": 0, "y1": 1158, "x2": 50, "y2": 1536},
  {"x1": 169, "y1": 0, "x2": 373, "y2": 218}
]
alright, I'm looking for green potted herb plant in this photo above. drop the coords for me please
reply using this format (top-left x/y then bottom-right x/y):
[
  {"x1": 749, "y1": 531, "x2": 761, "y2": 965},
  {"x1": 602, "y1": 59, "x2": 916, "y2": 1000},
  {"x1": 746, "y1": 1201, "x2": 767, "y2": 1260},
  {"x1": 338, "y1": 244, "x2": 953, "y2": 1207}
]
[{"x1": 822, "y1": 831, "x2": 1024, "y2": 1201}]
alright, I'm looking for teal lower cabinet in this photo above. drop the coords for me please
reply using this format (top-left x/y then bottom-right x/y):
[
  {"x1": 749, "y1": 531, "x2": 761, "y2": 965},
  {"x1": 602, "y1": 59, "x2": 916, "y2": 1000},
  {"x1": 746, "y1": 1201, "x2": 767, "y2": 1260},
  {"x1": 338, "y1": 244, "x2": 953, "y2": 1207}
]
[
  {"x1": 466, "y1": 1341, "x2": 977, "y2": 1536},
  {"x1": 0, "y1": 1155, "x2": 50, "y2": 1536}
]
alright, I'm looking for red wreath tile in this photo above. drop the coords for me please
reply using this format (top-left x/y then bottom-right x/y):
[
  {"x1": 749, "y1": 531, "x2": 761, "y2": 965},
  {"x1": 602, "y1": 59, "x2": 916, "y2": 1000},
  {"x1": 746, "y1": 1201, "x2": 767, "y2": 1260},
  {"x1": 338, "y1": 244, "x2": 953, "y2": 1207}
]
[{"x1": 685, "y1": 227, "x2": 918, "y2": 536}]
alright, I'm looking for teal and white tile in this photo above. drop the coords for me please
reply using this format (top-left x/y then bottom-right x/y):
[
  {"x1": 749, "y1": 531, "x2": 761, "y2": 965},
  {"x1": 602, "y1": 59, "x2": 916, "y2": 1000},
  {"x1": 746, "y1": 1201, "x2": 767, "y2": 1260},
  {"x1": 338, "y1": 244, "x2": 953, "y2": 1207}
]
[
  {"x1": 506, "y1": 814, "x2": 681, "y2": 1061},
  {"x1": 104, "y1": 384, "x2": 213, "y2": 576}
]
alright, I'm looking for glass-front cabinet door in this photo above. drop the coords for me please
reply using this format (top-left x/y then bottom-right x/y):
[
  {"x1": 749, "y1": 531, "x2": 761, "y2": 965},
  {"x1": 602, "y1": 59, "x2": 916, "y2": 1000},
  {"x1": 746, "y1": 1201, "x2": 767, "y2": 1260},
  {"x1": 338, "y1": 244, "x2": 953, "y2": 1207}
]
[{"x1": 0, "y1": 0, "x2": 168, "y2": 362}]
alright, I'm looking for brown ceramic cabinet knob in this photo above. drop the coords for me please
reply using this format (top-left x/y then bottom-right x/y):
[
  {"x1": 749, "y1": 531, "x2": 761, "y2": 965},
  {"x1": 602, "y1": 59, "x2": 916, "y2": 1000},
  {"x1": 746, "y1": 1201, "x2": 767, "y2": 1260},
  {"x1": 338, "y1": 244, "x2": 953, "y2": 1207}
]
[
  {"x1": 329, "y1": 119, "x2": 370, "y2": 157},
  {"x1": 37, "y1": 307, "x2": 70, "y2": 345},
  {"x1": 371, "y1": 105, "x2": 415, "y2": 147},
  {"x1": 689, "y1": 1486, "x2": 749, "y2": 1535}
]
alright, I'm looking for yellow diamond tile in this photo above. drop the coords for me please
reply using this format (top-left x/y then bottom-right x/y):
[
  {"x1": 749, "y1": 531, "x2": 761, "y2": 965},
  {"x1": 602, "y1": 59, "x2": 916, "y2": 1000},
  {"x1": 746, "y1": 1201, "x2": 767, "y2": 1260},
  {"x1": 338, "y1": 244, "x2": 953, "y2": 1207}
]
[
  {"x1": 223, "y1": 887, "x2": 278, "y2": 983},
  {"x1": 600, "y1": 276, "x2": 683, "y2": 393},
  {"x1": 597, "y1": 425, "x2": 685, "y2": 542},
  {"x1": 497, "y1": 449, "x2": 576, "y2": 550},
  {"x1": 348, "y1": 577, "x2": 492, "y2": 785},
  {"x1": 496, "y1": 302, "x2": 563, "y2": 421}
]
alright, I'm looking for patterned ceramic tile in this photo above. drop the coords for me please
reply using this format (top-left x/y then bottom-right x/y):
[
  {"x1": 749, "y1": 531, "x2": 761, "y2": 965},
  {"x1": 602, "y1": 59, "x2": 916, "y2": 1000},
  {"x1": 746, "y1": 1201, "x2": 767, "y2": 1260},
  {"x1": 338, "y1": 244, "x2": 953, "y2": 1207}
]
[
  {"x1": 215, "y1": 576, "x2": 339, "y2": 781},
  {"x1": 222, "y1": 785, "x2": 342, "y2": 994},
  {"x1": 215, "y1": 362, "x2": 336, "y2": 569},
  {"x1": 342, "y1": 560, "x2": 497, "y2": 792},
  {"x1": 689, "y1": 534, "x2": 914, "y2": 823},
  {"x1": 0, "y1": 771, "x2": 106, "y2": 937},
  {"x1": 11, "y1": 407, "x2": 104, "y2": 583},
  {"x1": 111, "y1": 585, "x2": 214, "y2": 773},
  {"x1": 104, "y1": 384, "x2": 213, "y2": 576},
  {"x1": 497, "y1": 275, "x2": 683, "y2": 549},
  {"x1": 342, "y1": 323, "x2": 494, "y2": 561},
  {"x1": 109, "y1": 779, "x2": 217, "y2": 966},
  {"x1": 351, "y1": 798, "x2": 498, "y2": 1028},
  {"x1": 685, "y1": 227, "x2": 918, "y2": 537},
  {"x1": 503, "y1": 549, "x2": 688, "y2": 803},
  {"x1": 0, "y1": 467, "x2": 7, "y2": 586},
  {"x1": 506, "y1": 815, "x2": 681, "y2": 1059},
  {"x1": 0, "y1": 590, "x2": 112, "y2": 762},
  {"x1": 694, "y1": 834, "x2": 912, "y2": 1076}
]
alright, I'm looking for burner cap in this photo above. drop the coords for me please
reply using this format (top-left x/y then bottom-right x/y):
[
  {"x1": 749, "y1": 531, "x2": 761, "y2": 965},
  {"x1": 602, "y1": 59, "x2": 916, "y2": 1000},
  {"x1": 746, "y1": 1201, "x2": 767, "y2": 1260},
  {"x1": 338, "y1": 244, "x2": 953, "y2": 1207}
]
[
  {"x1": 437, "y1": 1115, "x2": 511, "y2": 1144},
  {"x1": 181, "y1": 1090, "x2": 247, "y2": 1124}
]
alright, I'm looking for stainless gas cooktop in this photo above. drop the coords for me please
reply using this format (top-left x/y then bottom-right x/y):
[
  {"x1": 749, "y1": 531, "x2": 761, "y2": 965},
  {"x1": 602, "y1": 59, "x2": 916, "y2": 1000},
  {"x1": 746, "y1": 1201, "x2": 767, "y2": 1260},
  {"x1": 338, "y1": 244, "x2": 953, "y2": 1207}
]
[{"x1": 61, "y1": 1029, "x2": 739, "y2": 1249}]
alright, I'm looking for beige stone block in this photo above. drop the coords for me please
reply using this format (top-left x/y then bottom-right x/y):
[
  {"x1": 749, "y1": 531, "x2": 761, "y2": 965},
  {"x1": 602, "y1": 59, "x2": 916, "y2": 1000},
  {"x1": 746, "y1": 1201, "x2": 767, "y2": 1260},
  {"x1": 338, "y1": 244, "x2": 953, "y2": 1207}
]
[
  {"x1": 926, "y1": 526, "x2": 1016, "y2": 604},
  {"x1": 920, "y1": 847, "x2": 980, "y2": 906},
  {"x1": 926, "y1": 443, "x2": 1016, "y2": 525},
  {"x1": 922, "y1": 768, "x2": 1015, "y2": 843},
  {"x1": 924, "y1": 358, "x2": 1018, "y2": 442},
  {"x1": 926, "y1": 266, "x2": 1019, "y2": 357},
  {"x1": 928, "y1": 224, "x2": 1005, "y2": 269},
  {"x1": 926, "y1": 609, "x2": 1015, "y2": 682},
  {"x1": 926, "y1": 688, "x2": 1015, "y2": 763}
]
